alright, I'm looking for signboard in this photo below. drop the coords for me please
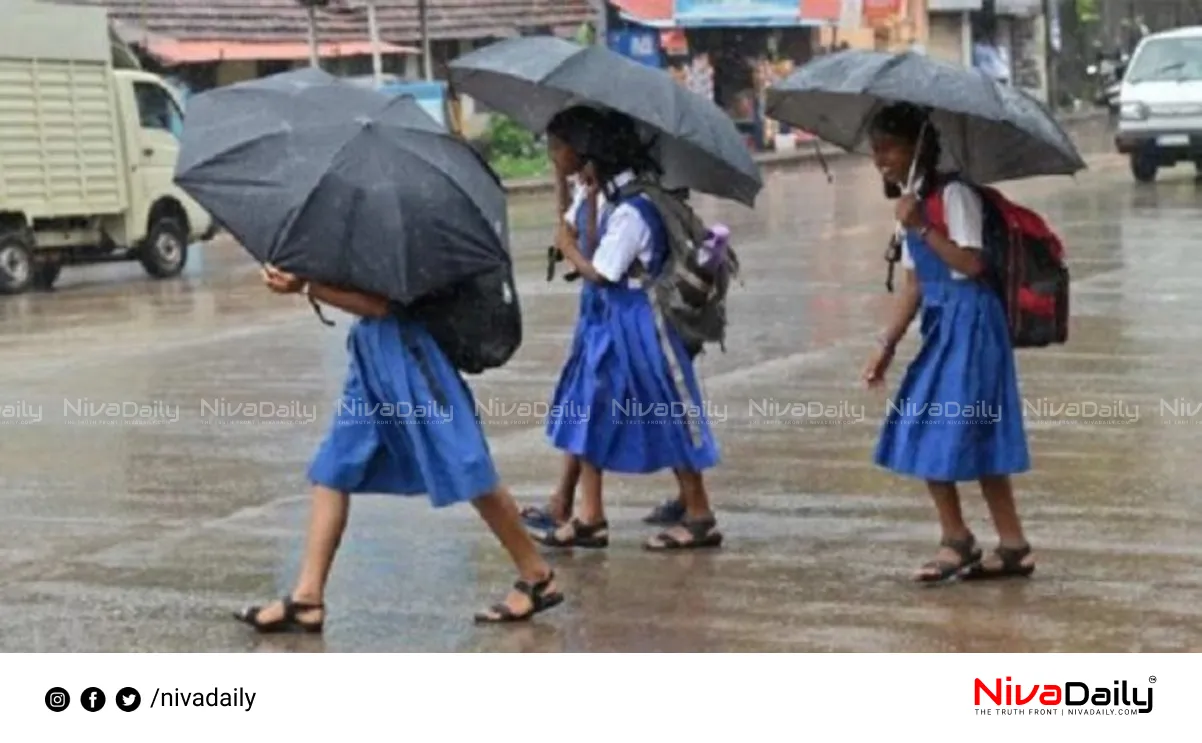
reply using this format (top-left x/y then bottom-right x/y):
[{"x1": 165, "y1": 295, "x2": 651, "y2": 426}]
[
  {"x1": 673, "y1": 0, "x2": 800, "y2": 27},
  {"x1": 607, "y1": 27, "x2": 663, "y2": 68},
  {"x1": 839, "y1": 0, "x2": 863, "y2": 30},
  {"x1": 927, "y1": 0, "x2": 982, "y2": 10},
  {"x1": 379, "y1": 80, "x2": 448, "y2": 127},
  {"x1": 862, "y1": 0, "x2": 902, "y2": 26}
]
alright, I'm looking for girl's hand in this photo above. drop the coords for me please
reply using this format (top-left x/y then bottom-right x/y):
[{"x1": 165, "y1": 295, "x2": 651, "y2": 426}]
[
  {"x1": 894, "y1": 194, "x2": 926, "y2": 230},
  {"x1": 861, "y1": 346, "x2": 895, "y2": 389},
  {"x1": 580, "y1": 162, "x2": 601, "y2": 197},
  {"x1": 261, "y1": 264, "x2": 304, "y2": 294}
]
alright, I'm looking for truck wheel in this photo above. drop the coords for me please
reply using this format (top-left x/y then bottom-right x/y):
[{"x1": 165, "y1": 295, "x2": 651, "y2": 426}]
[
  {"x1": 1130, "y1": 152, "x2": 1158, "y2": 183},
  {"x1": 32, "y1": 261, "x2": 62, "y2": 291},
  {"x1": 139, "y1": 216, "x2": 188, "y2": 279},
  {"x1": 0, "y1": 230, "x2": 35, "y2": 295}
]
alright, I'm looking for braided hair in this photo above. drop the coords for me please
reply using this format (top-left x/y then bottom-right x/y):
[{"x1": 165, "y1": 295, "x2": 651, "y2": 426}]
[{"x1": 869, "y1": 102, "x2": 943, "y2": 199}]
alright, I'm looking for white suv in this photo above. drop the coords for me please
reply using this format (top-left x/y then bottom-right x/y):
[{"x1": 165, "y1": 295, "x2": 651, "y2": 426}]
[{"x1": 1115, "y1": 26, "x2": 1202, "y2": 182}]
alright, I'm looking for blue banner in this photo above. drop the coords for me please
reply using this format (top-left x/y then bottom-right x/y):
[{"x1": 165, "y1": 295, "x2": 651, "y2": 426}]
[
  {"x1": 378, "y1": 80, "x2": 448, "y2": 127},
  {"x1": 673, "y1": 0, "x2": 800, "y2": 26},
  {"x1": 606, "y1": 28, "x2": 663, "y2": 69}
]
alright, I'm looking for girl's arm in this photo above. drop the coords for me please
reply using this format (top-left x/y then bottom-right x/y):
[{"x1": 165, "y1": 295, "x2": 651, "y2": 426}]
[
  {"x1": 918, "y1": 183, "x2": 987, "y2": 278},
  {"x1": 880, "y1": 269, "x2": 921, "y2": 349},
  {"x1": 557, "y1": 197, "x2": 610, "y2": 283},
  {"x1": 921, "y1": 226, "x2": 987, "y2": 278},
  {"x1": 307, "y1": 283, "x2": 391, "y2": 318}
]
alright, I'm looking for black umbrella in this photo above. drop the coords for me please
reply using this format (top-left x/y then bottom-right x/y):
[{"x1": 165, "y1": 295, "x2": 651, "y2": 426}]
[
  {"x1": 765, "y1": 50, "x2": 1086, "y2": 184},
  {"x1": 174, "y1": 68, "x2": 509, "y2": 305},
  {"x1": 448, "y1": 36, "x2": 762, "y2": 207}
]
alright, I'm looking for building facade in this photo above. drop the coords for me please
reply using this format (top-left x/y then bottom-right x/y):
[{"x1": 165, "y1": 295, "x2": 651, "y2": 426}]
[{"x1": 57, "y1": 1, "x2": 594, "y2": 91}]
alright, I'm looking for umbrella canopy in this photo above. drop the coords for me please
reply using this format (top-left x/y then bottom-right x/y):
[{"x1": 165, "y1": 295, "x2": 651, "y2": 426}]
[
  {"x1": 448, "y1": 36, "x2": 762, "y2": 207},
  {"x1": 175, "y1": 67, "x2": 508, "y2": 305},
  {"x1": 765, "y1": 50, "x2": 1086, "y2": 184}
]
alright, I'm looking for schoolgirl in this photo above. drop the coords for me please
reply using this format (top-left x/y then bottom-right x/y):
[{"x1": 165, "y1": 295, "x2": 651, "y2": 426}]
[{"x1": 862, "y1": 102, "x2": 1035, "y2": 582}]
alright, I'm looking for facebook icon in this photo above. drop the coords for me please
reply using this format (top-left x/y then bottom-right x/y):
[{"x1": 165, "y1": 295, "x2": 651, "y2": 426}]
[{"x1": 81, "y1": 687, "x2": 106, "y2": 712}]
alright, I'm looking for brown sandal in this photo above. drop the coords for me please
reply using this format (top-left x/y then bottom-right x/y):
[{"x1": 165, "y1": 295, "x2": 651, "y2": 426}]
[
  {"x1": 234, "y1": 595, "x2": 324, "y2": 634},
  {"x1": 644, "y1": 516, "x2": 723, "y2": 551},
  {"x1": 962, "y1": 544, "x2": 1035, "y2": 581},
  {"x1": 915, "y1": 535, "x2": 982, "y2": 584},
  {"x1": 473, "y1": 572, "x2": 565, "y2": 623}
]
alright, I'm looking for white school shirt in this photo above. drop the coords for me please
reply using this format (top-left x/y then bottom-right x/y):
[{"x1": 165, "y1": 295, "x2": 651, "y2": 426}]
[
  {"x1": 562, "y1": 170, "x2": 655, "y2": 284},
  {"x1": 901, "y1": 178, "x2": 985, "y2": 281}
]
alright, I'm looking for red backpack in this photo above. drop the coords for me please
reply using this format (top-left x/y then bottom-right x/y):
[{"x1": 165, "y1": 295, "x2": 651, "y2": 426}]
[{"x1": 920, "y1": 177, "x2": 1070, "y2": 349}]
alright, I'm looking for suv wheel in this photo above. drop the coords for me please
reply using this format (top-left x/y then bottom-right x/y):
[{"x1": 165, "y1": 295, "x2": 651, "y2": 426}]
[{"x1": 1130, "y1": 152, "x2": 1158, "y2": 183}]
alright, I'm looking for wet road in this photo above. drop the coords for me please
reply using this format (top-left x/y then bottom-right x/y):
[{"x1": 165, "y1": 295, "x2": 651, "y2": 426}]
[{"x1": 3, "y1": 119, "x2": 1202, "y2": 652}]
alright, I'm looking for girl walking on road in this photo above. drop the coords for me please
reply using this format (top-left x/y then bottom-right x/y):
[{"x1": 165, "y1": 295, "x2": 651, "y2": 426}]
[
  {"x1": 861, "y1": 102, "x2": 1035, "y2": 583},
  {"x1": 535, "y1": 106, "x2": 722, "y2": 551},
  {"x1": 234, "y1": 266, "x2": 563, "y2": 631},
  {"x1": 522, "y1": 135, "x2": 688, "y2": 533}
]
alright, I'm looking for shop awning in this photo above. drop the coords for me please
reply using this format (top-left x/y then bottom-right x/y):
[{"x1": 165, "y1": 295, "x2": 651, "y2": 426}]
[
  {"x1": 612, "y1": 0, "x2": 675, "y2": 29},
  {"x1": 800, "y1": 0, "x2": 842, "y2": 23},
  {"x1": 146, "y1": 39, "x2": 419, "y2": 65}
]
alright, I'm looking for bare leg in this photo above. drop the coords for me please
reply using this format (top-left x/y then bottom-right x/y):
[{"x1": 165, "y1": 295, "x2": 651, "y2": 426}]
[
  {"x1": 239, "y1": 484, "x2": 349, "y2": 626},
  {"x1": 550, "y1": 453, "x2": 581, "y2": 518},
  {"x1": 541, "y1": 460, "x2": 610, "y2": 547},
  {"x1": 473, "y1": 487, "x2": 562, "y2": 620},
  {"x1": 913, "y1": 480, "x2": 977, "y2": 581},
  {"x1": 577, "y1": 461, "x2": 605, "y2": 524},
  {"x1": 521, "y1": 453, "x2": 579, "y2": 527},
  {"x1": 977, "y1": 475, "x2": 1035, "y2": 571}
]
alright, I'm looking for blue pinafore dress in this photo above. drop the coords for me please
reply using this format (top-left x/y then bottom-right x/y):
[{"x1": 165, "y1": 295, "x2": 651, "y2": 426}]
[
  {"x1": 545, "y1": 194, "x2": 720, "y2": 474},
  {"x1": 308, "y1": 314, "x2": 499, "y2": 507},
  {"x1": 873, "y1": 227, "x2": 1030, "y2": 482}
]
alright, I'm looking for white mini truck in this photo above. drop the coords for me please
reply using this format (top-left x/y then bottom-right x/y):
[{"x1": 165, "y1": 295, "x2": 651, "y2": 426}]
[{"x1": 0, "y1": 1, "x2": 212, "y2": 293}]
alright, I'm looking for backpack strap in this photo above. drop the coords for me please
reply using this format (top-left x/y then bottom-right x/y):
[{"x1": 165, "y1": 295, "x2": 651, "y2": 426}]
[{"x1": 616, "y1": 181, "x2": 704, "y2": 448}]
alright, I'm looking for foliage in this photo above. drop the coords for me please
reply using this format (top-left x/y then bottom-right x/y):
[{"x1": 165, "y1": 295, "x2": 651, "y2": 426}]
[
  {"x1": 485, "y1": 113, "x2": 539, "y2": 160},
  {"x1": 480, "y1": 113, "x2": 549, "y2": 180}
]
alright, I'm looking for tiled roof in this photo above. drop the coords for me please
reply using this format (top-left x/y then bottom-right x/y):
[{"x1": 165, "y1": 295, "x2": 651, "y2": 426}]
[{"x1": 51, "y1": 1, "x2": 594, "y2": 43}]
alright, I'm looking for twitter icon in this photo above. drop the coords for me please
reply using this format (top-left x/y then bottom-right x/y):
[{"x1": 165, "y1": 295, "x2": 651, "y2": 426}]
[{"x1": 116, "y1": 687, "x2": 141, "y2": 712}]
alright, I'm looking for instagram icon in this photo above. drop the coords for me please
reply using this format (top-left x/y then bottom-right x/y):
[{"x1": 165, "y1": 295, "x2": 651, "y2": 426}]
[{"x1": 44, "y1": 687, "x2": 70, "y2": 712}]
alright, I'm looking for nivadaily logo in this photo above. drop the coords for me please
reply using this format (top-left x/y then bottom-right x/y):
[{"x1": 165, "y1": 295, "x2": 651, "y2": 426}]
[{"x1": 975, "y1": 677, "x2": 1154, "y2": 715}]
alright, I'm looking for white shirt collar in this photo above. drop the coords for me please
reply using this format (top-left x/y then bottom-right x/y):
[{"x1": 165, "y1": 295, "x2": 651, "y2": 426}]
[{"x1": 606, "y1": 170, "x2": 636, "y2": 196}]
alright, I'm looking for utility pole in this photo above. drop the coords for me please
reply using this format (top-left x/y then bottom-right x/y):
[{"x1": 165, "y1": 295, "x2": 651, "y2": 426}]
[
  {"x1": 366, "y1": 0, "x2": 383, "y2": 85},
  {"x1": 307, "y1": 5, "x2": 321, "y2": 67},
  {"x1": 1043, "y1": 0, "x2": 1057, "y2": 107},
  {"x1": 418, "y1": 0, "x2": 432, "y2": 80},
  {"x1": 297, "y1": 0, "x2": 325, "y2": 68}
]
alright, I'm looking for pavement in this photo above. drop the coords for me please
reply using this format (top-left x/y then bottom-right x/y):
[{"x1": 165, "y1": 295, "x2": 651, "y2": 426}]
[{"x1": 3, "y1": 113, "x2": 1202, "y2": 652}]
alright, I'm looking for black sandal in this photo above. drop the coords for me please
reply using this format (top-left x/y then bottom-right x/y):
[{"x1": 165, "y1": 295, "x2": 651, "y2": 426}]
[
  {"x1": 643, "y1": 498, "x2": 686, "y2": 526},
  {"x1": 644, "y1": 516, "x2": 723, "y2": 551},
  {"x1": 473, "y1": 571, "x2": 565, "y2": 624},
  {"x1": 963, "y1": 544, "x2": 1036, "y2": 581},
  {"x1": 233, "y1": 595, "x2": 324, "y2": 634},
  {"x1": 537, "y1": 518, "x2": 609, "y2": 548},
  {"x1": 915, "y1": 535, "x2": 982, "y2": 584}
]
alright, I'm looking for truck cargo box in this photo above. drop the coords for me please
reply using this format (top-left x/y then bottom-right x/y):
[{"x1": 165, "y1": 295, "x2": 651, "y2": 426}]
[{"x1": 0, "y1": 2, "x2": 128, "y2": 220}]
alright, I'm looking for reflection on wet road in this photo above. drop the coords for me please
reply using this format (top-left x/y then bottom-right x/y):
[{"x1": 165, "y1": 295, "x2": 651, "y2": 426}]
[{"x1": 3, "y1": 124, "x2": 1202, "y2": 651}]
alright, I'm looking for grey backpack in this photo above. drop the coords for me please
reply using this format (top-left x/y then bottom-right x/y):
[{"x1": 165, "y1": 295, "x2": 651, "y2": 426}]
[{"x1": 619, "y1": 181, "x2": 739, "y2": 357}]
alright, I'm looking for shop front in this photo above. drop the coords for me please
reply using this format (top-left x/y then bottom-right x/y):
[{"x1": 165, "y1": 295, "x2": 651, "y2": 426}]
[
  {"x1": 927, "y1": 0, "x2": 1049, "y2": 102},
  {"x1": 608, "y1": 1, "x2": 841, "y2": 151}
]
